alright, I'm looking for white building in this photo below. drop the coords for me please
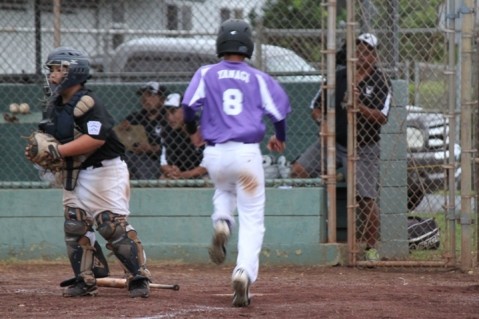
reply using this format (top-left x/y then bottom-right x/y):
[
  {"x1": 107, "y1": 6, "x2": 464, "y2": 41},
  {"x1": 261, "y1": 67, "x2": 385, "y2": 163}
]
[{"x1": 0, "y1": 0, "x2": 266, "y2": 74}]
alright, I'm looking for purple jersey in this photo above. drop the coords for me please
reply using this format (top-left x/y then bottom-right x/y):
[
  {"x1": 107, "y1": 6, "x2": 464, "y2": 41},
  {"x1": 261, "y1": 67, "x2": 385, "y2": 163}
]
[{"x1": 182, "y1": 60, "x2": 291, "y2": 144}]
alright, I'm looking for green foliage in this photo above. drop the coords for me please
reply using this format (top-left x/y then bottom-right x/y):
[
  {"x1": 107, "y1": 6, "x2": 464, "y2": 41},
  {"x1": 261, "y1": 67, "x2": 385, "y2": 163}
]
[
  {"x1": 261, "y1": 0, "x2": 325, "y2": 29},
  {"x1": 399, "y1": 0, "x2": 443, "y2": 28},
  {"x1": 409, "y1": 80, "x2": 447, "y2": 110},
  {"x1": 255, "y1": 1, "x2": 447, "y2": 65},
  {"x1": 253, "y1": 0, "x2": 347, "y2": 64}
]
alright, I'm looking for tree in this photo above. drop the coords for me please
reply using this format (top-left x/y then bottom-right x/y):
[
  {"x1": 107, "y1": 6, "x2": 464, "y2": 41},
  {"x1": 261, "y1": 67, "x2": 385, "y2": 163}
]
[{"x1": 249, "y1": 0, "x2": 347, "y2": 63}]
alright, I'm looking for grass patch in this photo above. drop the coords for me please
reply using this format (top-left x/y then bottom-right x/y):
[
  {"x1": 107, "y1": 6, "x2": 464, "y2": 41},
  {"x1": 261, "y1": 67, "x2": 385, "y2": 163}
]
[{"x1": 409, "y1": 80, "x2": 447, "y2": 110}]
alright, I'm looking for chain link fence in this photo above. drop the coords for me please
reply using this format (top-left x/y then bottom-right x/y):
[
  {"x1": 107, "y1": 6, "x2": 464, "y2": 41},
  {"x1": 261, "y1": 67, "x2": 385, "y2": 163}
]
[
  {"x1": 0, "y1": 0, "x2": 477, "y2": 267},
  {"x1": 350, "y1": 0, "x2": 477, "y2": 267}
]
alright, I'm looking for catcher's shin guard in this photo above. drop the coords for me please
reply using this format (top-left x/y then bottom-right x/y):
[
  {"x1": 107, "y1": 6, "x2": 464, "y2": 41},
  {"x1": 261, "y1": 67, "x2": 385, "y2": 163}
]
[
  {"x1": 64, "y1": 207, "x2": 109, "y2": 285},
  {"x1": 96, "y1": 211, "x2": 150, "y2": 278},
  {"x1": 92, "y1": 240, "x2": 109, "y2": 278}
]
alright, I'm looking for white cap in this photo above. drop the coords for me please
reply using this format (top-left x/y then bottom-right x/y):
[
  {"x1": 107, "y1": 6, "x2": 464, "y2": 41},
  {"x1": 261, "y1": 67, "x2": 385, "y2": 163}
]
[
  {"x1": 137, "y1": 81, "x2": 168, "y2": 96},
  {"x1": 164, "y1": 92, "x2": 182, "y2": 108},
  {"x1": 357, "y1": 33, "x2": 378, "y2": 48}
]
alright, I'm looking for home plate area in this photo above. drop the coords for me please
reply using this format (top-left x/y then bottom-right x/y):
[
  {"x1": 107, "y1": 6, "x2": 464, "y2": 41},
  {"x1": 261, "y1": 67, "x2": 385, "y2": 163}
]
[{"x1": 1, "y1": 261, "x2": 478, "y2": 318}]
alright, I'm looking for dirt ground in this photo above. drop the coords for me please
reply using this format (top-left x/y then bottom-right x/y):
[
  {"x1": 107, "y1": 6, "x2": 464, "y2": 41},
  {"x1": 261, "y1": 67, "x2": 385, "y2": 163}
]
[{"x1": 1, "y1": 260, "x2": 478, "y2": 319}]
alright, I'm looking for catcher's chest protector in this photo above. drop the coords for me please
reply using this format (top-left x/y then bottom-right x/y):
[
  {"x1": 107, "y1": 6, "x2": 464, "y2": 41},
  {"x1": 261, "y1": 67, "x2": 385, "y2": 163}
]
[{"x1": 46, "y1": 90, "x2": 87, "y2": 143}]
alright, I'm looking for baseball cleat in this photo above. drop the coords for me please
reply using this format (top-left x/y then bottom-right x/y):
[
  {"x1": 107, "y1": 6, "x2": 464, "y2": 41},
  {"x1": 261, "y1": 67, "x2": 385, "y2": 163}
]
[
  {"x1": 128, "y1": 276, "x2": 150, "y2": 298},
  {"x1": 209, "y1": 220, "x2": 230, "y2": 265},
  {"x1": 63, "y1": 280, "x2": 98, "y2": 297},
  {"x1": 232, "y1": 268, "x2": 251, "y2": 307}
]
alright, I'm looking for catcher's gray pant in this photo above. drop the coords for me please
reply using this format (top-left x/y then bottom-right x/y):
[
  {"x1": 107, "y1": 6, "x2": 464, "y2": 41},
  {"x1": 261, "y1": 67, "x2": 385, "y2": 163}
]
[{"x1": 201, "y1": 142, "x2": 265, "y2": 283}]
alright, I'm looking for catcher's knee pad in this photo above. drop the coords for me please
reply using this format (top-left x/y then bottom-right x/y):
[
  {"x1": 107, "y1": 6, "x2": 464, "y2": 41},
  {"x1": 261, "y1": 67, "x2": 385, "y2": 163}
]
[
  {"x1": 96, "y1": 211, "x2": 149, "y2": 278},
  {"x1": 64, "y1": 207, "x2": 109, "y2": 283},
  {"x1": 64, "y1": 207, "x2": 90, "y2": 238}
]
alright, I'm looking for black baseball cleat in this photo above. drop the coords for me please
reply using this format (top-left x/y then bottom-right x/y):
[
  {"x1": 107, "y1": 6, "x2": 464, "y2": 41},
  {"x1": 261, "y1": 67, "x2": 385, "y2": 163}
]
[
  {"x1": 128, "y1": 275, "x2": 150, "y2": 298},
  {"x1": 232, "y1": 268, "x2": 251, "y2": 307},
  {"x1": 63, "y1": 280, "x2": 98, "y2": 297},
  {"x1": 209, "y1": 220, "x2": 230, "y2": 265}
]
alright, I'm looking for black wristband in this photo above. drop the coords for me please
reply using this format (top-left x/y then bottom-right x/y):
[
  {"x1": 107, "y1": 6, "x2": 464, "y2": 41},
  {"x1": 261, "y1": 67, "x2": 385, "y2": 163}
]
[{"x1": 185, "y1": 121, "x2": 197, "y2": 135}]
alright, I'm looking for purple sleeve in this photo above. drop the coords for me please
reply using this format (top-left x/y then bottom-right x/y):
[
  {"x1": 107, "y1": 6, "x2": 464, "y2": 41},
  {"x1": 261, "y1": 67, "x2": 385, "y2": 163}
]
[
  {"x1": 182, "y1": 66, "x2": 207, "y2": 112},
  {"x1": 274, "y1": 120, "x2": 286, "y2": 142},
  {"x1": 182, "y1": 105, "x2": 198, "y2": 134},
  {"x1": 183, "y1": 104, "x2": 197, "y2": 124},
  {"x1": 259, "y1": 74, "x2": 291, "y2": 122}
]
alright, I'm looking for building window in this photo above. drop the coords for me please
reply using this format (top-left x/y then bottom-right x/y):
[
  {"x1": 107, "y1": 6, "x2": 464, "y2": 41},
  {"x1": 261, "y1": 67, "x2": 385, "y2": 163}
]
[
  {"x1": 167, "y1": 5, "x2": 192, "y2": 31},
  {"x1": 233, "y1": 9, "x2": 243, "y2": 19},
  {"x1": 220, "y1": 8, "x2": 230, "y2": 23},
  {"x1": 167, "y1": 4, "x2": 179, "y2": 30},
  {"x1": 181, "y1": 6, "x2": 192, "y2": 31},
  {"x1": 220, "y1": 8, "x2": 242, "y2": 22},
  {"x1": 0, "y1": 0, "x2": 27, "y2": 11},
  {"x1": 39, "y1": 0, "x2": 98, "y2": 14}
]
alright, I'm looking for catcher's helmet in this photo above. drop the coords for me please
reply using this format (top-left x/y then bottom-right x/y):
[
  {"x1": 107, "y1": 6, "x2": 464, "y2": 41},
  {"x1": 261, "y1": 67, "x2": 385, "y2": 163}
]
[
  {"x1": 216, "y1": 19, "x2": 254, "y2": 59},
  {"x1": 44, "y1": 47, "x2": 90, "y2": 94}
]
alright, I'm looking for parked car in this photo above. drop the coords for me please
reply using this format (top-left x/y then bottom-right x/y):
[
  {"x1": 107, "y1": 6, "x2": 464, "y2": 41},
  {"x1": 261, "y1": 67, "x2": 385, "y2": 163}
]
[
  {"x1": 406, "y1": 105, "x2": 461, "y2": 210},
  {"x1": 90, "y1": 37, "x2": 323, "y2": 83}
]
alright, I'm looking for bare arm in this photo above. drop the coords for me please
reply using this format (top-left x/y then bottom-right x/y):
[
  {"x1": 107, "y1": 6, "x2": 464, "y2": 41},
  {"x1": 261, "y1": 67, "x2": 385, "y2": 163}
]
[
  {"x1": 57, "y1": 134, "x2": 105, "y2": 157},
  {"x1": 311, "y1": 108, "x2": 323, "y2": 125},
  {"x1": 178, "y1": 166, "x2": 208, "y2": 179},
  {"x1": 358, "y1": 104, "x2": 387, "y2": 125},
  {"x1": 354, "y1": 86, "x2": 388, "y2": 125}
]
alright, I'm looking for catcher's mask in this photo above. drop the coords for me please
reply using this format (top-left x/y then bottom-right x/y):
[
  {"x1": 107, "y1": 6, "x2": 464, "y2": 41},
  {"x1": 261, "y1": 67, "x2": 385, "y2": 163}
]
[
  {"x1": 44, "y1": 47, "x2": 90, "y2": 95},
  {"x1": 216, "y1": 19, "x2": 254, "y2": 59}
]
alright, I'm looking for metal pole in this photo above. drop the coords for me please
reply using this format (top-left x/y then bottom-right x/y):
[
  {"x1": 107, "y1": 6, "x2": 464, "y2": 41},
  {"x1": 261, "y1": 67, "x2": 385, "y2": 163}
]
[
  {"x1": 326, "y1": 0, "x2": 337, "y2": 243},
  {"x1": 254, "y1": 16, "x2": 264, "y2": 71},
  {"x1": 346, "y1": 0, "x2": 358, "y2": 265},
  {"x1": 391, "y1": 0, "x2": 399, "y2": 78},
  {"x1": 33, "y1": 0, "x2": 42, "y2": 77},
  {"x1": 53, "y1": 0, "x2": 61, "y2": 47},
  {"x1": 445, "y1": 0, "x2": 457, "y2": 266},
  {"x1": 459, "y1": 0, "x2": 474, "y2": 272},
  {"x1": 475, "y1": 32, "x2": 479, "y2": 266},
  {"x1": 112, "y1": 0, "x2": 126, "y2": 49}
]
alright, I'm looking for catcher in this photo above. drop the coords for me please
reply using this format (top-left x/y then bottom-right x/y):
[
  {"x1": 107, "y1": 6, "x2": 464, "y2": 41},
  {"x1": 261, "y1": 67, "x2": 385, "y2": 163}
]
[{"x1": 24, "y1": 47, "x2": 152, "y2": 298}]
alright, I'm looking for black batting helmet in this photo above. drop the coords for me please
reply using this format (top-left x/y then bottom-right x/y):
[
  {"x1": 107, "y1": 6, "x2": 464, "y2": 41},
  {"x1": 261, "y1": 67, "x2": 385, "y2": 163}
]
[{"x1": 216, "y1": 19, "x2": 254, "y2": 59}]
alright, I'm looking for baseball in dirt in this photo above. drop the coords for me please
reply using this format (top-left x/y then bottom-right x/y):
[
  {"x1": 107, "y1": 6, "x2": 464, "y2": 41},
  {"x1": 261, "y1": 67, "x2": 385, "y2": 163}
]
[
  {"x1": 9, "y1": 103, "x2": 19, "y2": 113},
  {"x1": 19, "y1": 103, "x2": 30, "y2": 114}
]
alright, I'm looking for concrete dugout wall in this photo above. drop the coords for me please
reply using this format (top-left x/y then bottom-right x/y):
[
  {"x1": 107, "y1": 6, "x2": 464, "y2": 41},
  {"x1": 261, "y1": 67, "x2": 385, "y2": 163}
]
[{"x1": 0, "y1": 186, "x2": 347, "y2": 265}]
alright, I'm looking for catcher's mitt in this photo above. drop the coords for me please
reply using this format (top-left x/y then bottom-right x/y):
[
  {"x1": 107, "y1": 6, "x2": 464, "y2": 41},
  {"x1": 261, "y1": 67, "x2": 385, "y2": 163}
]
[{"x1": 24, "y1": 131, "x2": 63, "y2": 171}]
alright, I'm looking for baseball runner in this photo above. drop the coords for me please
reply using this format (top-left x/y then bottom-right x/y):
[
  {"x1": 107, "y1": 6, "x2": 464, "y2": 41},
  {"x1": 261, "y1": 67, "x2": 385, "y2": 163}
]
[
  {"x1": 182, "y1": 19, "x2": 291, "y2": 307},
  {"x1": 24, "y1": 47, "x2": 152, "y2": 298}
]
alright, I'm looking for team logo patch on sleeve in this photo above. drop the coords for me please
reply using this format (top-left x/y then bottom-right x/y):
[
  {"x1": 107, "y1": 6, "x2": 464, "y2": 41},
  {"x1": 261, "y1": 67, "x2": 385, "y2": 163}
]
[{"x1": 87, "y1": 121, "x2": 102, "y2": 135}]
